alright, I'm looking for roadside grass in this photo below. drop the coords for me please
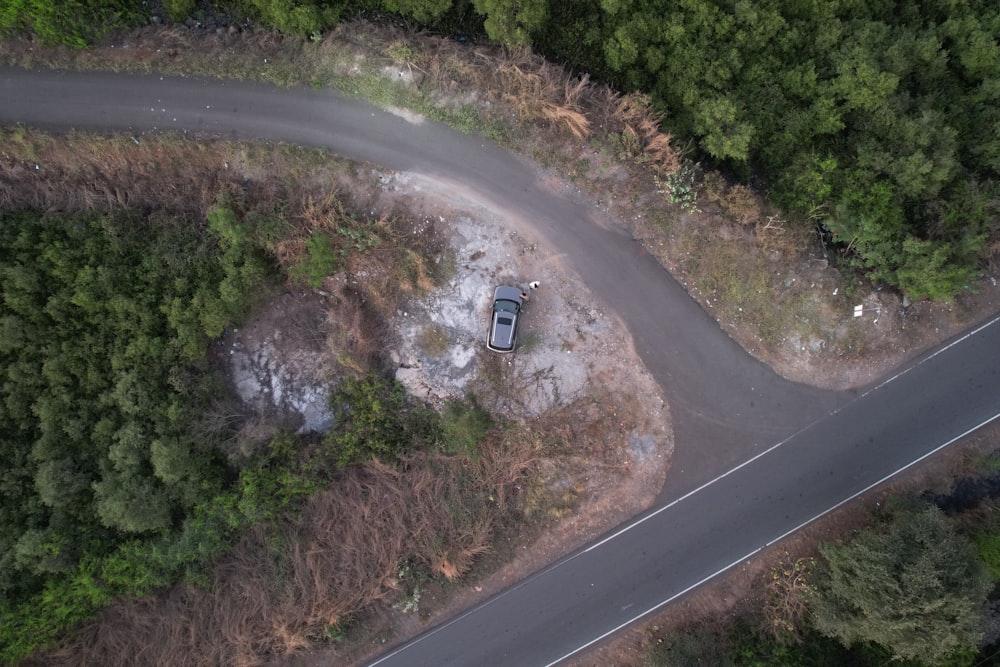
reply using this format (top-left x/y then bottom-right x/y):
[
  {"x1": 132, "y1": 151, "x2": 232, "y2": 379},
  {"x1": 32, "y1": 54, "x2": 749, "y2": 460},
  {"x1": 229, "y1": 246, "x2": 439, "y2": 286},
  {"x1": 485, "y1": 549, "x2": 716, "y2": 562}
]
[{"x1": 0, "y1": 20, "x2": 855, "y2": 375}]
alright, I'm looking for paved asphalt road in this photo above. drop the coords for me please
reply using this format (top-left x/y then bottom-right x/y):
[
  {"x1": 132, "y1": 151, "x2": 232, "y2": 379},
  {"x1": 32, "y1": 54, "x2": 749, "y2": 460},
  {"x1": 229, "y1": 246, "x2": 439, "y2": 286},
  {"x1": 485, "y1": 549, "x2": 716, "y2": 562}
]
[
  {"x1": 3, "y1": 67, "x2": 999, "y2": 665},
  {"x1": 369, "y1": 315, "x2": 1000, "y2": 666}
]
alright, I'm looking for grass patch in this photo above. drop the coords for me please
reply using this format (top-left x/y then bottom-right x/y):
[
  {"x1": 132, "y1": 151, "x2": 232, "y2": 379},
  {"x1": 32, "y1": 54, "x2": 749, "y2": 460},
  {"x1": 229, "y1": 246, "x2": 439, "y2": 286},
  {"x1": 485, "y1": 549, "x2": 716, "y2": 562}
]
[
  {"x1": 439, "y1": 397, "x2": 495, "y2": 458},
  {"x1": 417, "y1": 322, "x2": 451, "y2": 357}
]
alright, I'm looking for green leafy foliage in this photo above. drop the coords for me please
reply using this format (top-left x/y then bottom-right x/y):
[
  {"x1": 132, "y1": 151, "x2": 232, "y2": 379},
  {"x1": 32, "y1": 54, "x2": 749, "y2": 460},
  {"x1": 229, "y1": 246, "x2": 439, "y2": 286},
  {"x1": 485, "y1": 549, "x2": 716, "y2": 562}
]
[
  {"x1": 654, "y1": 161, "x2": 701, "y2": 214},
  {"x1": 162, "y1": 0, "x2": 195, "y2": 21},
  {"x1": 0, "y1": 444, "x2": 317, "y2": 662},
  {"x1": 438, "y1": 396, "x2": 493, "y2": 457},
  {"x1": 324, "y1": 375, "x2": 440, "y2": 466},
  {"x1": 974, "y1": 530, "x2": 1000, "y2": 582},
  {"x1": 380, "y1": 0, "x2": 453, "y2": 24},
  {"x1": 535, "y1": 0, "x2": 1000, "y2": 298},
  {"x1": 811, "y1": 503, "x2": 990, "y2": 663},
  {"x1": 243, "y1": 0, "x2": 343, "y2": 34},
  {"x1": 0, "y1": 0, "x2": 145, "y2": 45},
  {"x1": 0, "y1": 208, "x2": 272, "y2": 660},
  {"x1": 473, "y1": 0, "x2": 548, "y2": 46},
  {"x1": 291, "y1": 233, "x2": 339, "y2": 287},
  {"x1": 7, "y1": 1, "x2": 998, "y2": 297},
  {"x1": 726, "y1": 622, "x2": 913, "y2": 667}
]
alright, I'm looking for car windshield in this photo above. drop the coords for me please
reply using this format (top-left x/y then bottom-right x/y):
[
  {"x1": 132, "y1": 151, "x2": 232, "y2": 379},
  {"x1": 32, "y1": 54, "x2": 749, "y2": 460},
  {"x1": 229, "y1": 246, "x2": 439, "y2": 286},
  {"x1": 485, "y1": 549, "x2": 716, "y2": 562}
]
[{"x1": 494, "y1": 299, "x2": 519, "y2": 313}]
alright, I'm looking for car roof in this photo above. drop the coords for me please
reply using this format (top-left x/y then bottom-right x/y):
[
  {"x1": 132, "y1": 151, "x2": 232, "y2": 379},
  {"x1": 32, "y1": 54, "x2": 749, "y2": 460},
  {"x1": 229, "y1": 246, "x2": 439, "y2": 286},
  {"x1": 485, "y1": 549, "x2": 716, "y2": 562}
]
[{"x1": 494, "y1": 286, "x2": 523, "y2": 303}]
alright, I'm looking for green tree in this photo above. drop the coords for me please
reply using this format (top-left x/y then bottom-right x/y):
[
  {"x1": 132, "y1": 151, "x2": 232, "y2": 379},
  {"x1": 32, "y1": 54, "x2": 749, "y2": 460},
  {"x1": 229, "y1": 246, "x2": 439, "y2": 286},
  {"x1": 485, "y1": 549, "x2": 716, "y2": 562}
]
[
  {"x1": 162, "y1": 0, "x2": 196, "y2": 22},
  {"x1": 244, "y1": 0, "x2": 342, "y2": 35},
  {"x1": 535, "y1": 0, "x2": 999, "y2": 298},
  {"x1": 473, "y1": 0, "x2": 548, "y2": 46},
  {"x1": 811, "y1": 503, "x2": 990, "y2": 663},
  {"x1": 0, "y1": 0, "x2": 144, "y2": 46},
  {"x1": 381, "y1": 0, "x2": 453, "y2": 24},
  {"x1": 325, "y1": 375, "x2": 439, "y2": 466}
]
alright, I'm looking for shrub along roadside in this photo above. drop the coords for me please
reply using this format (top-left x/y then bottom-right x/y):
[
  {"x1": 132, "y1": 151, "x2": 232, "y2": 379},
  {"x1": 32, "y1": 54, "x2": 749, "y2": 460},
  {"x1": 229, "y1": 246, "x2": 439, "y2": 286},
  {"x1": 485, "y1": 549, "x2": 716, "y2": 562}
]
[
  {"x1": 5, "y1": 375, "x2": 510, "y2": 663},
  {"x1": 5, "y1": 1, "x2": 995, "y2": 298}
]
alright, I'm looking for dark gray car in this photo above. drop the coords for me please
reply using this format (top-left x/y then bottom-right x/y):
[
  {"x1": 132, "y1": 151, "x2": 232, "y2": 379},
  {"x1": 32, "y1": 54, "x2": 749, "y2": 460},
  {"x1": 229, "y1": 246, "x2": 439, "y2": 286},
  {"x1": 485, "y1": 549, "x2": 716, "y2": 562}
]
[{"x1": 487, "y1": 286, "x2": 524, "y2": 353}]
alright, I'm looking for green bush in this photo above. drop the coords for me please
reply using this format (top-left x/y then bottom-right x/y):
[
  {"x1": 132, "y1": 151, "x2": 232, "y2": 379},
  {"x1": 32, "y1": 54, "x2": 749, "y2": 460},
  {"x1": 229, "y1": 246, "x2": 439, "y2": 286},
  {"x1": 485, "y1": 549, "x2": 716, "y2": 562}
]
[
  {"x1": 325, "y1": 375, "x2": 440, "y2": 466},
  {"x1": 536, "y1": 0, "x2": 1000, "y2": 298},
  {"x1": 975, "y1": 530, "x2": 1000, "y2": 581},
  {"x1": 244, "y1": 0, "x2": 341, "y2": 35},
  {"x1": 162, "y1": 0, "x2": 196, "y2": 21},
  {"x1": 811, "y1": 502, "x2": 990, "y2": 663},
  {"x1": 439, "y1": 397, "x2": 494, "y2": 457},
  {"x1": 0, "y1": 0, "x2": 145, "y2": 46},
  {"x1": 0, "y1": 207, "x2": 275, "y2": 661},
  {"x1": 291, "y1": 233, "x2": 339, "y2": 288}
]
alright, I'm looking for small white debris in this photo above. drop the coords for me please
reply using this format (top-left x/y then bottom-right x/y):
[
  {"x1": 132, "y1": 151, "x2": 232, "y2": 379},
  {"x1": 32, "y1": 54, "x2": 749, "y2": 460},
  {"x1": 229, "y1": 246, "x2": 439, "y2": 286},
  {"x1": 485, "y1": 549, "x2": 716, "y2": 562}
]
[{"x1": 853, "y1": 305, "x2": 864, "y2": 317}]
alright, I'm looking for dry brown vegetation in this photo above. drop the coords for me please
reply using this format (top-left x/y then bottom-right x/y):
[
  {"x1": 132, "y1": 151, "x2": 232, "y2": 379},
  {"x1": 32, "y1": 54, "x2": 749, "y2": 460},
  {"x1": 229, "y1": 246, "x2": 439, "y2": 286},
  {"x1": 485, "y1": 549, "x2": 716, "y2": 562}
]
[
  {"x1": 33, "y1": 427, "x2": 545, "y2": 667},
  {"x1": 0, "y1": 128, "x2": 450, "y2": 382},
  {"x1": 756, "y1": 553, "x2": 817, "y2": 643},
  {"x1": 0, "y1": 128, "x2": 334, "y2": 215},
  {"x1": 6, "y1": 19, "x2": 996, "y2": 666}
]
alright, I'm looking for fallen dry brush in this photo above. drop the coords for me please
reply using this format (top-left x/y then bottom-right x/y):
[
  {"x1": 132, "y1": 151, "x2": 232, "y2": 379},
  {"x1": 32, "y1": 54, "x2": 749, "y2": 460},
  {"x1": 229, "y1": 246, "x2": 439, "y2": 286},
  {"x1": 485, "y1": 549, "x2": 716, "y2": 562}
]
[
  {"x1": 0, "y1": 131, "x2": 230, "y2": 214},
  {"x1": 340, "y1": 22, "x2": 674, "y2": 166},
  {"x1": 41, "y1": 435, "x2": 540, "y2": 666},
  {"x1": 0, "y1": 129, "x2": 342, "y2": 217}
]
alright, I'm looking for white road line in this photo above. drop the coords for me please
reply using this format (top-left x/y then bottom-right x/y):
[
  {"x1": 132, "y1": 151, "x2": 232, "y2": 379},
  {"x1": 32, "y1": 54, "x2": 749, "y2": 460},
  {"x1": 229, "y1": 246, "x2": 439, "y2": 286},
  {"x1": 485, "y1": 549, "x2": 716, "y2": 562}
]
[
  {"x1": 587, "y1": 313, "x2": 1000, "y2": 553},
  {"x1": 543, "y1": 545, "x2": 765, "y2": 667},
  {"x1": 860, "y1": 312, "x2": 1000, "y2": 398},
  {"x1": 765, "y1": 411, "x2": 1000, "y2": 547},
  {"x1": 549, "y1": 410, "x2": 1000, "y2": 667},
  {"x1": 371, "y1": 315, "x2": 1000, "y2": 666}
]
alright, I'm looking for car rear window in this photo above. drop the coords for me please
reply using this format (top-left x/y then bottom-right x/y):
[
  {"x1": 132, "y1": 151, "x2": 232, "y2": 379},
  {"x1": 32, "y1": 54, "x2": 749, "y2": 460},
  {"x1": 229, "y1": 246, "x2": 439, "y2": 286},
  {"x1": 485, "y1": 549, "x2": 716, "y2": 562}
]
[{"x1": 497, "y1": 316, "x2": 513, "y2": 325}]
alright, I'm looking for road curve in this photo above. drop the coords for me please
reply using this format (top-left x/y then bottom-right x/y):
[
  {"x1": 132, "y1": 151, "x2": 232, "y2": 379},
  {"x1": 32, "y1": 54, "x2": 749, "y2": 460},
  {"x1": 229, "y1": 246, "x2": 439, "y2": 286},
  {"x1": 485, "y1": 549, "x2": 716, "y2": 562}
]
[
  {"x1": 3, "y1": 67, "x2": 999, "y2": 666},
  {"x1": 370, "y1": 314, "x2": 1000, "y2": 666},
  {"x1": 0, "y1": 66, "x2": 845, "y2": 492}
]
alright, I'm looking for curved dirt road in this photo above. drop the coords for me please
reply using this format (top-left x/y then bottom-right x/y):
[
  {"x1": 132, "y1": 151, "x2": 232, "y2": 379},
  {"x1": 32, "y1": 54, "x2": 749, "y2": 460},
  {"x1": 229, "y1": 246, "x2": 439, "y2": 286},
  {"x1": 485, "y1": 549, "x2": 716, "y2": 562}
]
[
  {"x1": 0, "y1": 66, "x2": 846, "y2": 495},
  {"x1": 4, "y1": 67, "x2": 999, "y2": 666}
]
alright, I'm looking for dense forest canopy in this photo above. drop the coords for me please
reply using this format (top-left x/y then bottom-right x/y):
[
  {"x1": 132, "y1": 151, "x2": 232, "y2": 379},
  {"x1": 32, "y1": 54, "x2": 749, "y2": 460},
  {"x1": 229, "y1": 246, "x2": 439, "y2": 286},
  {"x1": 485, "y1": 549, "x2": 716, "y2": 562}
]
[
  {"x1": 0, "y1": 194, "x2": 475, "y2": 661},
  {"x1": 4, "y1": 0, "x2": 997, "y2": 297},
  {"x1": 1, "y1": 209, "x2": 260, "y2": 572},
  {"x1": 0, "y1": 207, "x2": 274, "y2": 657}
]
